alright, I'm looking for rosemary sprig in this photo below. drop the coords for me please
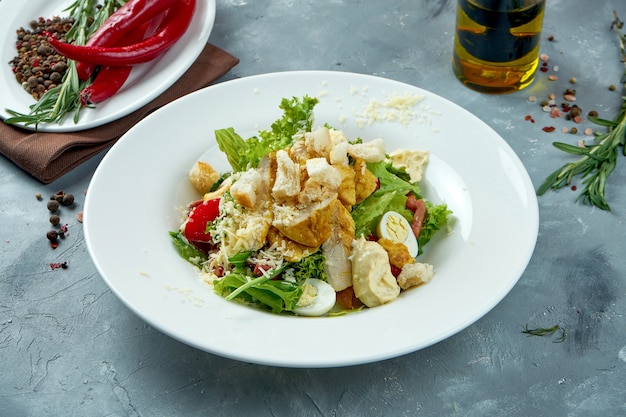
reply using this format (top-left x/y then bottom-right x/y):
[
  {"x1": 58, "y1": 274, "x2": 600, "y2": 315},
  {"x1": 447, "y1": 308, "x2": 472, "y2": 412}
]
[
  {"x1": 3, "y1": 0, "x2": 124, "y2": 128},
  {"x1": 522, "y1": 324, "x2": 567, "y2": 343},
  {"x1": 537, "y1": 11, "x2": 626, "y2": 211}
]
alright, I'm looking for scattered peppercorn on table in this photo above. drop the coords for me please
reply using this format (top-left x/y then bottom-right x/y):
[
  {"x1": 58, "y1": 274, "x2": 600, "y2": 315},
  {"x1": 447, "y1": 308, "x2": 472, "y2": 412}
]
[{"x1": 2, "y1": 0, "x2": 626, "y2": 416}]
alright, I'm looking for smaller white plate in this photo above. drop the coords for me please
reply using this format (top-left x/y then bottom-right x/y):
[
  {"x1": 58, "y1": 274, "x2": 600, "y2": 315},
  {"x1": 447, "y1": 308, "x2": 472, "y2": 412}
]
[{"x1": 0, "y1": 0, "x2": 215, "y2": 132}]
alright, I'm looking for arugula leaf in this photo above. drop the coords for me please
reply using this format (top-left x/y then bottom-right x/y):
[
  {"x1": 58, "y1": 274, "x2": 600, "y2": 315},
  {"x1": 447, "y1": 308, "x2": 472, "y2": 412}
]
[
  {"x1": 213, "y1": 271, "x2": 303, "y2": 314},
  {"x1": 169, "y1": 231, "x2": 207, "y2": 268},
  {"x1": 227, "y1": 251, "x2": 252, "y2": 268},
  {"x1": 214, "y1": 95, "x2": 318, "y2": 172}
]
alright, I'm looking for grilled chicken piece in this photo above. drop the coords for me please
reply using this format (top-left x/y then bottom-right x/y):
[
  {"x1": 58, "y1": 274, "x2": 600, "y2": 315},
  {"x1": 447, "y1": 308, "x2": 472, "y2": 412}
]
[{"x1": 322, "y1": 199, "x2": 355, "y2": 291}]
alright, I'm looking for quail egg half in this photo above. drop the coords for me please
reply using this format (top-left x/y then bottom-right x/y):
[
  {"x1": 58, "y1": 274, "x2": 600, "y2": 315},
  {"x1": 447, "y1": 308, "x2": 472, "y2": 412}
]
[
  {"x1": 293, "y1": 278, "x2": 336, "y2": 316},
  {"x1": 376, "y1": 211, "x2": 418, "y2": 257}
]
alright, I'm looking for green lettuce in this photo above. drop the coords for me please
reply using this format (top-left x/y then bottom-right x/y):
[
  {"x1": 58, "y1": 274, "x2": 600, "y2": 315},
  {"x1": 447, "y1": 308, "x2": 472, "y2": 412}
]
[
  {"x1": 350, "y1": 161, "x2": 451, "y2": 255},
  {"x1": 212, "y1": 250, "x2": 327, "y2": 314},
  {"x1": 367, "y1": 160, "x2": 422, "y2": 198},
  {"x1": 286, "y1": 251, "x2": 328, "y2": 283},
  {"x1": 418, "y1": 201, "x2": 452, "y2": 250},
  {"x1": 213, "y1": 271, "x2": 302, "y2": 314},
  {"x1": 352, "y1": 161, "x2": 421, "y2": 238},
  {"x1": 215, "y1": 95, "x2": 318, "y2": 171}
]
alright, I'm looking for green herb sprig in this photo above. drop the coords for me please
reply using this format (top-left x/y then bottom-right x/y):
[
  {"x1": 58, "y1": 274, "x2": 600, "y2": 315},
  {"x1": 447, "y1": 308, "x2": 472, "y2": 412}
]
[
  {"x1": 3, "y1": 0, "x2": 124, "y2": 128},
  {"x1": 537, "y1": 11, "x2": 626, "y2": 211},
  {"x1": 522, "y1": 324, "x2": 567, "y2": 343}
]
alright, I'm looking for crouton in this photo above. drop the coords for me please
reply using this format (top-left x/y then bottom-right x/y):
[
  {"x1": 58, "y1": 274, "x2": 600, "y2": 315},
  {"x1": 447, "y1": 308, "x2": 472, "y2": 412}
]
[
  {"x1": 189, "y1": 161, "x2": 220, "y2": 194},
  {"x1": 396, "y1": 262, "x2": 433, "y2": 290}
]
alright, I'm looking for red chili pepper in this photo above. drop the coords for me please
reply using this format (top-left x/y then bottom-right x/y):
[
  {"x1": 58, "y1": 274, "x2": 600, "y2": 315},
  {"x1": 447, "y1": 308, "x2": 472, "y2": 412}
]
[
  {"x1": 76, "y1": 0, "x2": 176, "y2": 80},
  {"x1": 46, "y1": 0, "x2": 196, "y2": 67},
  {"x1": 183, "y1": 198, "x2": 221, "y2": 243},
  {"x1": 78, "y1": 23, "x2": 152, "y2": 105},
  {"x1": 79, "y1": 65, "x2": 132, "y2": 105}
]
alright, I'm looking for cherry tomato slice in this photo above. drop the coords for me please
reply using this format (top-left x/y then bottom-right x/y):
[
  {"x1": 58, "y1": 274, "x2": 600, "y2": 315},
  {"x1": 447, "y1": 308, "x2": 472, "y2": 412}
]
[{"x1": 183, "y1": 198, "x2": 220, "y2": 243}]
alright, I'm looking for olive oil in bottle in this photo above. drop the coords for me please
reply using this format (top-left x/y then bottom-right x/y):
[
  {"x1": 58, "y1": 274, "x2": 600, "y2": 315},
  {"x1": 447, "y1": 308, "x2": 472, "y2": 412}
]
[{"x1": 452, "y1": 0, "x2": 545, "y2": 93}]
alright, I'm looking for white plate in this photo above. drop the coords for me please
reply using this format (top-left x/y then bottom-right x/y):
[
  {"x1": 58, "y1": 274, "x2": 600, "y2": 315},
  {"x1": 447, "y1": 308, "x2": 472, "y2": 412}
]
[
  {"x1": 84, "y1": 71, "x2": 539, "y2": 368},
  {"x1": 0, "y1": 0, "x2": 215, "y2": 132}
]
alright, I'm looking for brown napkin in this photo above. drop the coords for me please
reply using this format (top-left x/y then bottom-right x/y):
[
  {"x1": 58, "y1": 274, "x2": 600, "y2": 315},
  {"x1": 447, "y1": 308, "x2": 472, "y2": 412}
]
[{"x1": 0, "y1": 43, "x2": 239, "y2": 184}]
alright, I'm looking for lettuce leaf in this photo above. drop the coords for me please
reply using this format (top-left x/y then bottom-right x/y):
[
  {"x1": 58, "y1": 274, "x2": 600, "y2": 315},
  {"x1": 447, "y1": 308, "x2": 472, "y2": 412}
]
[
  {"x1": 418, "y1": 201, "x2": 452, "y2": 250},
  {"x1": 215, "y1": 95, "x2": 318, "y2": 172},
  {"x1": 213, "y1": 272, "x2": 303, "y2": 314},
  {"x1": 352, "y1": 161, "x2": 420, "y2": 238},
  {"x1": 286, "y1": 251, "x2": 328, "y2": 283},
  {"x1": 350, "y1": 161, "x2": 451, "y2": 254},
  {"x1": 367, "y1": 160, "x2": 422, "y2": 198},
  {"x1": 352, "y1": 191, "x2": 397, "y2": 238},
  {"x1": 214, "y1": 128, "x2": 247, "y2": 172}
]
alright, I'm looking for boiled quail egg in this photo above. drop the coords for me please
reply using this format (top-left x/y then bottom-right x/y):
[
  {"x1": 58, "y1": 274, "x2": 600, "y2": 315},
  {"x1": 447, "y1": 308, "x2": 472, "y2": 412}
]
[
  {"x1": 377, "y1": 211, "x2": 418, "y2": 257},
  {"x1": 293, "y1": 278, "x2": 336, "y2": 317}
]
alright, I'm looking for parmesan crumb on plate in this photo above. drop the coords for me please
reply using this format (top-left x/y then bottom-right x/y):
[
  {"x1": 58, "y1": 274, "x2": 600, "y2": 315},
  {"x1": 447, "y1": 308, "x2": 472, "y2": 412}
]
[{"x1": 353, "y1": 92, "x2": 434, "y2": 128}]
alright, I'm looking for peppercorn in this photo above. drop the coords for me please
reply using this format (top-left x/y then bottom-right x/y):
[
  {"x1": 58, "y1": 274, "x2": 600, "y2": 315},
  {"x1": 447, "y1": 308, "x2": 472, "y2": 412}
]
[
  {"x1": 588, "y1": 110, "x2": 599, "y2": 117},
  {"x1": 47, "y1": 200, "x2": 59, "y2": 212},
  {"x1": 569, "y1": 105, "x2": 582, "y2": 118},
  {"x1": 35, "y1": 193, "x2": 42, "y2": 201},
  {"x1": 570, "y1": 127, "x2": 578, "y2": 134},
  {"x1": 53, "y1": 190, "x2": 65, "y2": 203},
  {"x1": 61, "y1": 193, "x2": 74, "y2": 206},
  {"x1": 609, "y1": 84, "x2": 617, "y2": 91},
  {"x1": 9, "y1": 16, "x2": 73, "y2": 100},
  {"x1": 50, "y1": 214, "x2": 60, "y2": 226},
  {"x1": 46, "y1": 230, "x2": 58, "y2": 241}
]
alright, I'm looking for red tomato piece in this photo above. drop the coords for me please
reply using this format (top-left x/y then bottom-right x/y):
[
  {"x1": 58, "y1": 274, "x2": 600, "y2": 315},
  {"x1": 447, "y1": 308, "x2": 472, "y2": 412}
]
[{"x1": 183, "y1": 198, "x2": 220, "y2": 243}]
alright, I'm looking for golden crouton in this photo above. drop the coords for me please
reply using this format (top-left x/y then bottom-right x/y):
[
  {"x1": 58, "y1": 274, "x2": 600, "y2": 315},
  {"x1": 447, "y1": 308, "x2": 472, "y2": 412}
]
[
  {"x1": 189, "y1": 161, "x2": 220, "y2": 194},
  {"x1": 396, "y1": 262, "x2": 433, "y2": 290}
]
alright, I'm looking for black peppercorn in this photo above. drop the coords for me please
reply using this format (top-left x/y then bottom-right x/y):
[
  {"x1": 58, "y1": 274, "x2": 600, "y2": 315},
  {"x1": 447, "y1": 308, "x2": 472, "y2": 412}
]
[
  {"x1": 61, "y1": 193, "x2": 74, "y2": 206},
  {"x1": 50, "y1": 214, "x2": 60, "y2": 225},
  {"x1": 47, "y1": 200, "x2": 59, "y2": 212},
  {"x1": 46, "y1": 230, "x2": 58, "y2": 241}
]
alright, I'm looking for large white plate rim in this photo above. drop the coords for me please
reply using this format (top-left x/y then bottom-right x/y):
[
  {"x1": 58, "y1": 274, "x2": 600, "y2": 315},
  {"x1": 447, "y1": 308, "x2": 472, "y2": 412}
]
[
  {"x1": 0, "y1": 0, "x2": 215, "y2": 132},
  {"x1": 84, "y1": 70, "x2": 539, "y2": 368}
]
